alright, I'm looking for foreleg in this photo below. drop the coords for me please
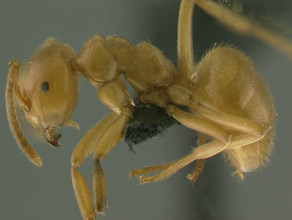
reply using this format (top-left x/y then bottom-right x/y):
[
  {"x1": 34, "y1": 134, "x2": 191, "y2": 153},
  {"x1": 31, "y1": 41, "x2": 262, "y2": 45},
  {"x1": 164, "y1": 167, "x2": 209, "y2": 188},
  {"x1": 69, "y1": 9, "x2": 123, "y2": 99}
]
[
  {"x1": 71, "y1": 77, "x2": 133, "y2": 218},
  {"x1": 71, "y1": 113, "x2": 120, "y2": 219}
]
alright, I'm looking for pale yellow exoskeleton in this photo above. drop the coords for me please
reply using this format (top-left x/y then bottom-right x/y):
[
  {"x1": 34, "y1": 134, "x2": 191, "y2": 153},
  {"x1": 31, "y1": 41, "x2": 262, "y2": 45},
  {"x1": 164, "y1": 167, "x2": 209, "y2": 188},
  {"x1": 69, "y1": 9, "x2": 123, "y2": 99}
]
[{"x1": 7, "y1": 0, "x2": 292, "y2": 219}]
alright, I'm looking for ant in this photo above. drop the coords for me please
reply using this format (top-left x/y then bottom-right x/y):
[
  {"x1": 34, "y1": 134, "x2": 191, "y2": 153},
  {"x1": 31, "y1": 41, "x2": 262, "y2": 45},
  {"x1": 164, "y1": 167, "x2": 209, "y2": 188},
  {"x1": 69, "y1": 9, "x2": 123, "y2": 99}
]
[{"x1": 6, "y1": 0, "x2": 291, "y2": 219}]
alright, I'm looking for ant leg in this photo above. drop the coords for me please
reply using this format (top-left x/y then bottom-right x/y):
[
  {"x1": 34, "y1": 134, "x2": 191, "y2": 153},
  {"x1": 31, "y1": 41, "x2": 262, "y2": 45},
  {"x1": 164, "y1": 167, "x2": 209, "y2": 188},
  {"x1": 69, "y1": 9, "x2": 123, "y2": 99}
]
[
  {"x1": 71, "y1": 112, "x2": 120, "y2": 219},
  {"x1": 91, "y1": 114, "x2": 129, "y2": 213},
  {"x1": 187, "y1": 159, "x2": 205, "y2": 183},
  {"x1": 137, "y1": 131, "x2": 268, "y2": 184},
  {"x1": 71, "y1": 112, "x2": 119, "y2": 166},
  {"x1": 71, "y1": 114, "x2": 131, "y2": 216},
  {"x1": 177, "y1": 0, "x2": 196, "y2": 83},
  {"x1": 166, "y1": 105, "x2": 230, "y2": 142},
  {"x1": 186, "y1": 136, "x2": 206, "y2": 183},
  {"x1": 130, "y1": 157, "x2": 181, "y2": 178},
  {"x1": 226, "y1": 131, "x2": 270, "y2": 151},
  {"x1": 195, "y1": 0, "x2": 292, "y2": 59},
  {"x1": 93, "y1": 159, "x2": 107, "y2": 214},
  {"x1": 72, "y1": 77, "x2": 133, "y2": 216},
  {"x1": 94, "y1": 77, "x2": 133, "y2": 159},
  {"x1": 131, "y1": 154, "x2": 206, "y2": 182},
  {"x1": 71, "y1": 167, "x2": 96, "y2": 220},
  {"x1": 130, "y1": 105, "x2": 231, "y2": 179},
  {"x1": 93, "y1": 78, "x2": 132, "y2": 213},
  {"x1": 138, "y1": 138, "x2": 231, "y2": 183},
  {"x1": 193, "y1": 103, "x2": 265, "y2": 137},
  {"x1": 93, "y1": 113, "x2": 129, "y2": 159},
  {"x1": 71, "y1": 112, "x2": 129, "y2": 217},
  {"x1": 132, "y1": 104, "x2": 270, "y2": 184},
  {"x1": 130, "y1": 136, "x2": 206, "y2": 181}
]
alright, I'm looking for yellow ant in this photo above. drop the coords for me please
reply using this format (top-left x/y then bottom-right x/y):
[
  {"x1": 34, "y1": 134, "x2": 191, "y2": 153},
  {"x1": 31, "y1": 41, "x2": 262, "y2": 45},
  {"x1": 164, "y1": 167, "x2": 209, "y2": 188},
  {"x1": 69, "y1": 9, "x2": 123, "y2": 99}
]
[{"x1": 5, "y1": 0, "x2": 292, "y2": 219}]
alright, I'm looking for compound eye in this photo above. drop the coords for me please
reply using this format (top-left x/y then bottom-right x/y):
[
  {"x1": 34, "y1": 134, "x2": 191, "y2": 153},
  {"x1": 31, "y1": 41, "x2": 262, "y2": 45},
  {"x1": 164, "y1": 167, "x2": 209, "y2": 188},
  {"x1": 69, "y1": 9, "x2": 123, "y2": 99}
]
[{"x1": 40, "y1": 81, "x2": 49, "y2": 93}]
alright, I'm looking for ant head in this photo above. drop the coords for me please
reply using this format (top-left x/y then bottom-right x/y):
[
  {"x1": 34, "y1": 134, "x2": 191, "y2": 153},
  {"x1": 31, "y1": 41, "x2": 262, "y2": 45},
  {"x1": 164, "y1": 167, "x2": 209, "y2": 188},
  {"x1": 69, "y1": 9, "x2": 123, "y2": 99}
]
[{"x1": 19, "y1": 39, "x2": 78, "y2": 146}]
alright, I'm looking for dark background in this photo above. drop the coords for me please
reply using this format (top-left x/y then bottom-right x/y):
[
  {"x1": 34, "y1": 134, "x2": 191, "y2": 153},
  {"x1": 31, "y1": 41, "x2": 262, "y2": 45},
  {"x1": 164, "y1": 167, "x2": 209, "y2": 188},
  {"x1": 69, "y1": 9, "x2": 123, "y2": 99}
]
[{"x1": 1, "y1": 0, "x2": 292, "y2": 219}]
